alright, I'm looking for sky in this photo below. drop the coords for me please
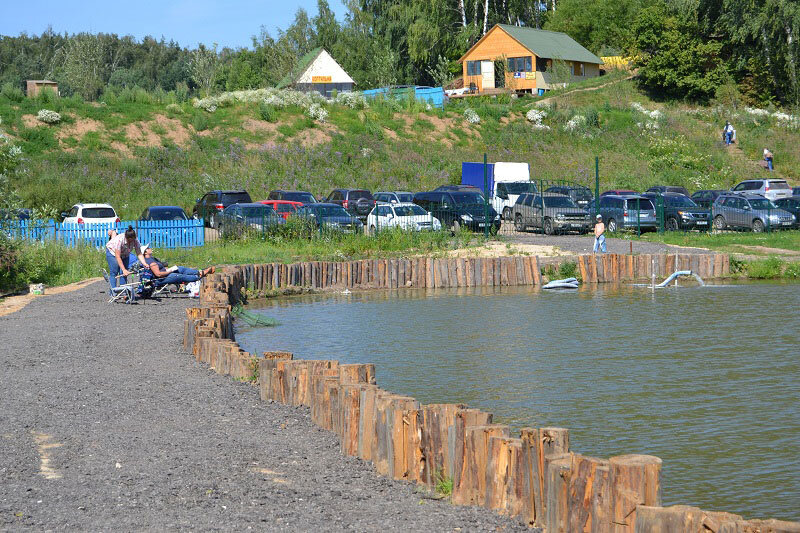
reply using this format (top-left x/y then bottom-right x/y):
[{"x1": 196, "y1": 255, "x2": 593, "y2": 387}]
[{"x1": 0, "y1": 0, "x2": 348, "y2": 49}]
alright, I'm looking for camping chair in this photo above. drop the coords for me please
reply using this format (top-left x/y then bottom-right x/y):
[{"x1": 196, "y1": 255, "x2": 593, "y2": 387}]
[
  {"x1": 132, "y1": 262, "x2": 183, "y2": 299},
  {"x1": 101, "y1": 269, "x2": 141, "y2": 304}
]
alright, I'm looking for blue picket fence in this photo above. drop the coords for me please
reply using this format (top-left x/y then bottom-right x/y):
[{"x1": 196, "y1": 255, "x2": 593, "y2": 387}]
[
  {"x1": 362, "y1": 86, "x2": 446, "y2": 109},
  {"x1": 1, "y1": 219, "x2": 204, "y2": 249}
]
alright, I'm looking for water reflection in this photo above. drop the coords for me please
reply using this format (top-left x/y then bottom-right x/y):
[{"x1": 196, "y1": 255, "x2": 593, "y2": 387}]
[{"x1": 239, "y1": 282, "x2": 800, "y2": 521}]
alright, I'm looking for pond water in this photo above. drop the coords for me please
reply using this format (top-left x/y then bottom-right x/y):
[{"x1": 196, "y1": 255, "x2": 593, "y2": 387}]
[{"x1": 237, "y1": 282, "x2": 800, "y2": 521}]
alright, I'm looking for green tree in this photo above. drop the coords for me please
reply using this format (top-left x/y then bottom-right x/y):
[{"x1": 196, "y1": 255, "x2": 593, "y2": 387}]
[
  {"x1": 190, "y1": 43, "x2": 219, "y2": 96},
  {"x1": 58, "y1": 33, "x2": 107, "y2": 100}
]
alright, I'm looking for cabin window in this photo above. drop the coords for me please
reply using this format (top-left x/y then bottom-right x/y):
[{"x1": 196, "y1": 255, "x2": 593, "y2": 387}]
[
  {"x1": 536, "y1": 57, "x2": 549, "y2": 72},
  {"x1": 573, "y1": 62, "x2": 584, "y2": 76},
  {"x1": 466, "y1": 61, "x2": 482, "y2": 76},
  {"x1": 508, "y1": 56, "x2": 532, "y2": 72}
]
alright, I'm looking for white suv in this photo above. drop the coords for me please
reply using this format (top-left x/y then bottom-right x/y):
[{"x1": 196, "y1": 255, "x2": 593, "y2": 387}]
[
  {"x1": 61, "y1": 203, "x2": 119, "y2": 225},
  {"x1": 367, "y1": 202, "x2": 442, "y2": 233},
  {"x1": 730, "y1": 179, "x2": 792, "y2": 201}
]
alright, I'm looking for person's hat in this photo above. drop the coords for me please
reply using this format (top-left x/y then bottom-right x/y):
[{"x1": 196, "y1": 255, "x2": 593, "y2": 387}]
[
  {"x1": 596, "y1": 214, "x2": 602, "y2": 219},
  {"x1": 141, "y1": 243, "x2": 151, "y2": 252}
]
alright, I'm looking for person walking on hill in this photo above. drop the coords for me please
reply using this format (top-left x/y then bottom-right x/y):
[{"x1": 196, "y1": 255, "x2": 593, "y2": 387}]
[
  {"x1": 764, "y1": 148, "x2": 774, "y2": 171},
  {"x1": 723, "y1": 121, "x2": 735, "y2": 145},
  {"x1": 593, "y1": 214, "x2": 606, "y2": 254}
]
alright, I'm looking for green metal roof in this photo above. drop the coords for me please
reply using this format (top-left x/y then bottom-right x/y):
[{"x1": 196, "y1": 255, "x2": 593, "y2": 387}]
[
  {"x1": 276, "y1": 47, "x2": 323, "y2": 89},
  {"x1": 497, "y1": 24, "x2": 602, "y2": 64}
]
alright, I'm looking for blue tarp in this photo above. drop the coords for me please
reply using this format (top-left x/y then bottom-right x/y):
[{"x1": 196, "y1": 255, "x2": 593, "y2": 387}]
[{"x1": 362, "y1": 86, "x2": 446, "y2": 109}]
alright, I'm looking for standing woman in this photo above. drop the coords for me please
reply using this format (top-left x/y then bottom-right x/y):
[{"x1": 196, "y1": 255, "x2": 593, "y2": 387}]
[{"x1": 105, "y1": 225, "x2": 148, "y2": 290}]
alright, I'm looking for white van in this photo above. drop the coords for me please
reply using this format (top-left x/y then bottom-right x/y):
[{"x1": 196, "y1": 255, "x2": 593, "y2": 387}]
[{"x1": 61, "y1": 203, "x2": 120, "y2": 225}]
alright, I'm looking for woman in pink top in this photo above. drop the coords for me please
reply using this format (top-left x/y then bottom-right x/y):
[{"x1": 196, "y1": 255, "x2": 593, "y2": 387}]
[{"x1": 105, "y1": 226, "x2": 148, "y2": 290}]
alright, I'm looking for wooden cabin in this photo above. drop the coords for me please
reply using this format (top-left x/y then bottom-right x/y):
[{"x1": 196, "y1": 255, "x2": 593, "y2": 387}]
[
  {"x1": 459, "y1": 25, "x2": 602, "y2": 95},
  {"x1": 26, "y1": 80, "x2": 59, "y2": 98}
]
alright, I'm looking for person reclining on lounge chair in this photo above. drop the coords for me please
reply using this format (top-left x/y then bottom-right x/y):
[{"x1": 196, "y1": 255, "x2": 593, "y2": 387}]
[{"x1": 140, "y1": 244, "x2": 215, "y2": 286}]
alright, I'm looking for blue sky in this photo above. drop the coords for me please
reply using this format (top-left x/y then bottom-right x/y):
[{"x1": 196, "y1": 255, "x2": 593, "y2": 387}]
[{"x1": 0, "y1": 0, "x2": 348, "y2": 49}]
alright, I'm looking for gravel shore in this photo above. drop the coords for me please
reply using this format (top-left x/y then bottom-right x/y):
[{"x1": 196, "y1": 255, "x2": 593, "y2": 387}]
[{"x1": 0, "y1": 282, "x2": 529, "y2": 531}]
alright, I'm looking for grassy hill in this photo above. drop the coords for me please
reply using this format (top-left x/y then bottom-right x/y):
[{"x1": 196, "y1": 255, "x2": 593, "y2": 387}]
[{"x1": 1, "y1": 72, "x2": 798, "y2": 220}]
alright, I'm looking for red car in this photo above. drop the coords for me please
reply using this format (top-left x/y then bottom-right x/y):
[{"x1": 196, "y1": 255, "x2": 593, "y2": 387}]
[{"x1": 258, "y1": 200, "x2": 303, "y2": 220}]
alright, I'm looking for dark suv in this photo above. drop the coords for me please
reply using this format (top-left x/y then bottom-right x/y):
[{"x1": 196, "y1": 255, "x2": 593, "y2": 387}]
[
  {"x1": 325, "y1": 189, "x2": 375, "y2": 221},
  {"x1": 193, "y1": 190, "x2": 252, "y2": 228},
  {"x1": 690, "y1": 189, "x2": 725, "y2": 208},
  {"x1": 642, "y1": 192, "x2": 710, "y2": 231},
  {"x1": 413, "y1": 190, "x2": 500, "y2": 233},
  {"x1": 267, "y1": 190, "x2": 318, "y2": 204},
  {"x1": 544, "y1": 185, "x2": 593, "y2": 208}
]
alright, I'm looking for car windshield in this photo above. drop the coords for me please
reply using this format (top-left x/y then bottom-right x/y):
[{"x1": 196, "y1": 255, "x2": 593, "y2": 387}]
[
  {"x1": 394, "y1": 205, "x2": 427, "y2": 217},
  {"x1": 573, "y1": 188, "x2": 592, "y2": 200},
  {"x1": 221, "y1": 192, "x2": 252, "y2": 204},
  {"x1": 313, "y1": 206, "x2": 350, "y2": 217},
  {"x1": 543, "y1": 196, "x2": 578, "y2": 208},
  {"x1": 284, "y1": 192, "x2": 316, "y2": 203},
  {"x1": 397, "y1": 193, "x2": 414, "y2": 202},
  {"x1": 451, "y1": 192, "x2": 485, "y2": 204},
  {"x1": 241, "y1": 206, "x2": 275, "y2": 217},
  {"x1": 666, "y1": 196, "x2": 698, "y2": 208},
  {"x1": 749, "y1": 198, "x2": 776, "y2": 210},
  {"x1": 504, "y1": 182, "x2": 537, "y2": 194},
  {"x1": 150, "y1": 208, "x2": 188, "y2": 220},
  {"x1": 83, "y1": 207, "x2": 116, "y2": 218}
]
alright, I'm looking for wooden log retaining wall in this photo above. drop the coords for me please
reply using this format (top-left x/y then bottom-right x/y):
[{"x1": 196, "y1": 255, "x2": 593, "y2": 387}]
[
  {"x1": 183, "y1": 254, "x2": 799, "y2": 532},
  {"x1": 199, "y1": 253, "x2": 731, "y2": 305}
]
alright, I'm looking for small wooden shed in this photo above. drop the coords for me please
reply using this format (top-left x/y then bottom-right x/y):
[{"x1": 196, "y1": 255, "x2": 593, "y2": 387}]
[
  {"x1": 277, "y1": 48, "x2": 355, "y2": 98},
  {"x1": 26, "y1": 80, "x2": 59, "y2": 98},
  {"x1": 459, "y1": 25, "x2": 602, "y2": 95}
]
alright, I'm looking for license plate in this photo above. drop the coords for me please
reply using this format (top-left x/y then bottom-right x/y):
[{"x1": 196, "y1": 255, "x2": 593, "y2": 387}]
[
  {"x1": 478, "y1": 223, "x2": 486, "y2": 227},
  {"x1": 782, "y1": 221, "x2": 792, "y2": 226},
  {"x1": 696, "y1": 221, "x2": 707, "y2": 225},
  {"x1": 570, "y1": 224, "x2": 581, "y2": 228}
]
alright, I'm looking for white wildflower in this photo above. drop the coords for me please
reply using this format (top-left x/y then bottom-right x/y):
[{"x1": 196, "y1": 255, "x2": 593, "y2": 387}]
[
  {"x1": 307, "y1": 103, "x2": 328, "y2": 122},
  {"x1": 463, "y1": 108, "x2": 480, "y2": 124},
  {"x1": 525, "y1": 109, "x2": 550, "y2": 130},
  {"x1": 425, "y1": 103, "x2": 432, "y2": 111},
  {"x1": 744, "y1": 107, "x2": 770, "y2": 117},
  {"x1": 36, "y1": 109, "x2": 61, "y2": 124},
  {"x1": 333, "y1": 91, "x2": 368, "y2": 110},
  {"x1": 564, "y1": 115, "x2": 587, "y2": 132},
  {"x1": 361, "y1": 147, "x2": 372, "y2": 158}
]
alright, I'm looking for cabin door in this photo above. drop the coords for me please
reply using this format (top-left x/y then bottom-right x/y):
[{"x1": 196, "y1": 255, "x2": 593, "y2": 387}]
[{"x1": 481, "y1": 61, "x2": 495, "y2": 89}]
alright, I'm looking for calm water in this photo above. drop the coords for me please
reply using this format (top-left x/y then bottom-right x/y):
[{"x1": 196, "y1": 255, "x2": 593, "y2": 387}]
[{"x1": 238, "y1": 282, "x2": 800, "y2": 521}]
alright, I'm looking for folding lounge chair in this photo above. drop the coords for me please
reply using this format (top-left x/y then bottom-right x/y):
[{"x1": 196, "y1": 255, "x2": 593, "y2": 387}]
[
  {"x1": 101, "y1": 269, "x2": 140, "y2": 304},
  {"x1": 133, "y1": 263, "x2": 183, "y2": 299}
]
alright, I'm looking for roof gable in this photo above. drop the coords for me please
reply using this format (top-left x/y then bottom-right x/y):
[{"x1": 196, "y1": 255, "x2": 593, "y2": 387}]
[
  {"x1": 277, "y1": 48, "x2": 355, "y2": 88},
  {"x1": 460, "y1": 24, "x2": 602, "y2": 65}
]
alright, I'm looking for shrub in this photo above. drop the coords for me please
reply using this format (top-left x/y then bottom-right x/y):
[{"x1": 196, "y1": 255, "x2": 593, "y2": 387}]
[
  {"x1": 1, "y1": 82, "x2": 24, "y2": 102},
  {"x1": 259, "y1": 102, "x2": 277, "y2": 122},
  {"x1": 307, "y1": 103, "x2": 328, "y2": 122},
  {"x1": 36, "y1": 109, "x2": 61, "y2": 124},
  {"x1": 525, "y1": 108, "x2": 550, "y2": 130},
  {"x1": 166, "y1": 103, "x2": 182, "y2": 115},
  {"x1": 564, "y1": 114, "x2": 587, "y2": 132},
  {"x1": 745, "y1": 256, "x2": 784, "y2": 279},
  {"x1": 463, "y1": 108, "x2": 480, "y2": 124},
  {"x1": 192, "y1": 112, "x2": 209, "y2": 132}
]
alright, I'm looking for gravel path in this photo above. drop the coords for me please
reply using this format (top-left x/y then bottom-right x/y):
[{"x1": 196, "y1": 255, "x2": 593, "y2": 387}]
[
  {"x1": 501, "y1": 229, "x2": 713, "y2": 255},
  {"x1": 0, "y1": 282, "x2": 528, "y2": 531}
]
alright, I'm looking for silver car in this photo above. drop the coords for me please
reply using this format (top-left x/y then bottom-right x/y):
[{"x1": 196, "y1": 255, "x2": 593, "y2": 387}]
[
  {"x1": 730, "y1": 179, "x2": 792, "y2": 201},
  {"x1": 592, "y1": 194, "x2": 658, "y2": 232},
  {"x1": 512, "y1": 192, "x2": 592, "y2": 234},
  {"x1": 713, "y1": 193, "x2": 795, "y2": 232}
]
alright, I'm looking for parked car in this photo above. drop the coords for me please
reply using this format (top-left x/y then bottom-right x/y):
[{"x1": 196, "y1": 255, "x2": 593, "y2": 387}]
[
  {"x1": 219, "y1": 203, "x2": 284, "y2": 238},
  {"x1": 434, "y1": 184, "x2": 483, "y2": 193},
  {"x1": 730, "y1": 179, "x2": 792, "y2": 201},
  {"x1": 374, "y1": 191, "x2": 415, "y2": 204},
  {"x1": 646, "y1": 185, "x2": 690, "y2": 197},
  {"x1": 267, "y1": 190, "x2": 318, "y2": 204},
  {"x1": 413, "y1": 190, "x2": 500, "y2": 233},
  {"x1": 600, "y1": 189, "x2": 637, "y2": 197},
  {"x1": 512, "y1": 193, "x2": 591, "y2": 235},
  {"x1": 193, "y1": 190, "x2": 252, "y2": 228},
  {"x1": 61, "y1": 203, "x2": 119, "y2": 225},
  {"x1": 690, "y1": 189, "x2": 725, "y2": 208},
  {"x1": 139, "y1": 206, "x2": 189, "y2": 221},
  {"x1": 713, "y1": 193, "x2": 795, "y2": 232},
  {"x1": 544, "y1": 185, "x2": 593, "y2": 209},
  {"x1": 793, "y1": 187, "x2": 800, "y2": 196},
  {"x1": 773, "y1": 196, "x2": 800, "y2": 228},
  {"x1": 258, "y1": 200, "x2": 303, "y2": 220},
  {"x1": 324, "y1": 189, "x2": 375, "y2": 221},
  {"x1": 294, "y1": 203, "x2": 364, "y2": 233},
  {"x1": 642, "y1": 192, "x2": 710, "y2": 231},
  {"x1": 366, "y1": 202, "x2": 441, "y2": 233},
  {"x1": 593, "y1": 195, "x2": 657, "y2": 232}
]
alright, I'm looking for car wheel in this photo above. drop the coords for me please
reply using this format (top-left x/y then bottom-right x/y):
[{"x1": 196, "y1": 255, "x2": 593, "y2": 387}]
[
  {"x1": 503, "y1": 207, "x2": 512, "y2": 221},
  {"x1": 543, "y1": 218, "x2": 554, "y2": 235},
  {"x1": 752, "y1": 219, "x2": 765, "y2": 233},
  {"x1": 713, "y1": 215, "x2": 726, "y2": 231},
  {"x1": 666, "y1": 217, "x2": 679, "y2": 231},
  {"x1": 514, "y1": 214, "x2": 525, "y2": 232},
  {"x1": 607, "y1": 218, "x2": 617, "y2": 233}
]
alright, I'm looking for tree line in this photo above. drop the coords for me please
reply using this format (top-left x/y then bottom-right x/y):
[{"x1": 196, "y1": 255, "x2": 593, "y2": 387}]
[{"x1": 0, "y1": 0, "x2": 796, "y2": 105}]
